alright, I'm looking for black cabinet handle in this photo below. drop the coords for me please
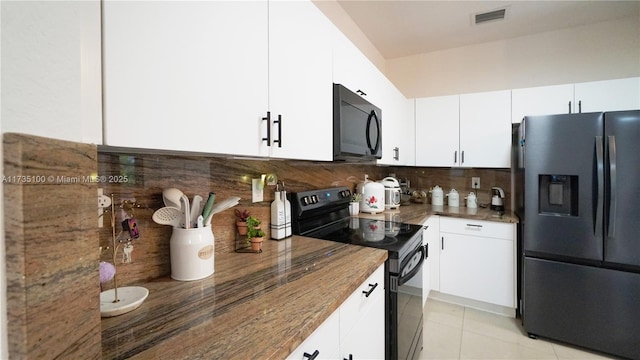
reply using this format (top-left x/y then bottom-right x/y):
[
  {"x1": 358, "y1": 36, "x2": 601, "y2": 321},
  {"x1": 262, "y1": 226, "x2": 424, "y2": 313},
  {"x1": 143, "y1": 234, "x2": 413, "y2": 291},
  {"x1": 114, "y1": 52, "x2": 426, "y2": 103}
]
[
  {"x1": 461, "y1": 150, "x2": 465, "y2": 164},
  {"x1": 273, "y1": 114, "x2": 282, "y2": 148},
  {"x1": 362, "y1": 282, "x2": 378, "y2": 297},
  {"x1": 303, "y1": 350, "x2": 319, "y2": 360},
  {"x1": 578, "y1": 100, "x2": 582, "y2": 113},
  {"x1": 262, "y1": 111, "x2": 271, "y2": 146},
  {"x1": 344, "y1": 355, "x2": 353, "y2": 360},
  {"x1": 356, "y1": 89, "x2": 367, "y2": 96},
  {"x1": 568, "y1": 101, "x2": 572, "y2": 114},
  {"x1": 454, "y1": 151, "x2": 457, "y2": 164},
  {"x1": 441, "y1": 236, "x2": 444, "y2": 250},
  {"x1": 425, "y1": 243, "x2": 429, "y2": 259}
]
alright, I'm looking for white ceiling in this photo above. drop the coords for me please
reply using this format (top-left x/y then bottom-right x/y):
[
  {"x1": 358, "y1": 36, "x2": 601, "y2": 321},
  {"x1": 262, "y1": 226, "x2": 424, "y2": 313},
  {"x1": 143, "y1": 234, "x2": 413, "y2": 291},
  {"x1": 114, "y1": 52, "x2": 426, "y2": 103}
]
[{"x1": 336, "y1": 0, "x2": 640, "y2": 59}]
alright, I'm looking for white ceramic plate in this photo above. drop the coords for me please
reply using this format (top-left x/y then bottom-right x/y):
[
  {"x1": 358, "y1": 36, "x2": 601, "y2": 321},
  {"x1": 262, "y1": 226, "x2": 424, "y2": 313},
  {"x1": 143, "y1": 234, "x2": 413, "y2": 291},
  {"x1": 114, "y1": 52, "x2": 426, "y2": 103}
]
[{"x1": 100, "y1": 286, "x2": 149, "y2": 318}]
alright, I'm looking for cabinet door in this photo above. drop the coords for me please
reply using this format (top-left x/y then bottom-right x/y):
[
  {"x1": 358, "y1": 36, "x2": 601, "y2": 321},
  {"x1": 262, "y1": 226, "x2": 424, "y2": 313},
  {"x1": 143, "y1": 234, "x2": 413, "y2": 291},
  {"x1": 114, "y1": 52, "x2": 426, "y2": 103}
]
[
  {"x1": 459, "y1": 90, "x2": 511, "y2": 168},
  {"x1": 287, "y1": 310, "x2": 340, "y2": 360},
  {"x1": 332, "y1": 29, "x2": 385, "y2": 105},
  {"x1": 2, "y1": 0, "x2": 102, "y2": 144},
  {"x1": 268, "y1": 0, "x2": 333, "y2": 161},
  {"x1": 415, "y1": 95, "x2": 460, "y2": 167},
  {"x1": 511, "y1": 84, "x2": 574, "y2": 123},
  {"x1": 424, "y1": 216, "x2": 440, "y2": 301},
  {"x1": 103, "y1": 1, "x2": 268, "y2": 155},
  {"x1": 574, "y1": 77, "x2": 640, "y2": 113},
  {"x1": 440, "y1": 232, "x2": 514, "y2": 307},
  {"x1": 339, "y1": 265, "x2": 385, "y2": 359},
  {"x1": 378, "y1": 83, "x2": 415, "y2": 166}
]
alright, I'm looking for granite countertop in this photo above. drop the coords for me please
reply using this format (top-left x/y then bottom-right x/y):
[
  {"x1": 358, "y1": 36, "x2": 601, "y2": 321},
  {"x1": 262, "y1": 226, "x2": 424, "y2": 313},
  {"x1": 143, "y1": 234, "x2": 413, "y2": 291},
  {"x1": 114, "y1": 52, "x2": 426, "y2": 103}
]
[
  {"x1": 357, "y1": 202, "x2": 519, "y2": 225},
  {"x1": 101, "y1": 236, "x2": 387, "y2": 359}
]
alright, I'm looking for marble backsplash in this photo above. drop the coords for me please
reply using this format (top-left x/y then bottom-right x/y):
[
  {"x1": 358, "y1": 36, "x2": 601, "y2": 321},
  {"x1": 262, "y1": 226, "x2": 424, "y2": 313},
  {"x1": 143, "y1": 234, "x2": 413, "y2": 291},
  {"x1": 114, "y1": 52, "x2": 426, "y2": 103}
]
[{"x1": 97, "y1": 150, "x2": 510, "y2": 288}]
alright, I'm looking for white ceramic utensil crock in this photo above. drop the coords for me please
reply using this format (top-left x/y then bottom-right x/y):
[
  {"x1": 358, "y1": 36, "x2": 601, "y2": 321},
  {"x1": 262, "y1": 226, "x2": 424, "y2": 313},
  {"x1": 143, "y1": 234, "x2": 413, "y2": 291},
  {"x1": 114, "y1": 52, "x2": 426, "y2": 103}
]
[{"x1": 170, "y1": 226, "x2": 214, "y2": 281}]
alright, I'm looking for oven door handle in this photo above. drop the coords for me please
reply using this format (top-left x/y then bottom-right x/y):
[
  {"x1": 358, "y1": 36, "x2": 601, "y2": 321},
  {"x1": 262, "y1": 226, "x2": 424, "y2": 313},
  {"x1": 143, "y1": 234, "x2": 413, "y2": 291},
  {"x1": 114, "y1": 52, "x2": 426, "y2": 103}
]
[{"x1": 397, "y1": 245, "x2": 425, "y2": 287}]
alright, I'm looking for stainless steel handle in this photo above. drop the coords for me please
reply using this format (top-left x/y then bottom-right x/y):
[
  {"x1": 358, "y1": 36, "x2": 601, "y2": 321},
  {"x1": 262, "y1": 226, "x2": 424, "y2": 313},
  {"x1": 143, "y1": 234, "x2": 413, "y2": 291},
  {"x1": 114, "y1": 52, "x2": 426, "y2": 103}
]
[
  {"x1": 595, "y1": 136, "x2": 604, "y2": 237},
  {"x1": 608, "y1": 135, "x2": 616, "y2": 239},
  {"x1": 393, "y1": 147, "x2": 399, "y2": 161}
]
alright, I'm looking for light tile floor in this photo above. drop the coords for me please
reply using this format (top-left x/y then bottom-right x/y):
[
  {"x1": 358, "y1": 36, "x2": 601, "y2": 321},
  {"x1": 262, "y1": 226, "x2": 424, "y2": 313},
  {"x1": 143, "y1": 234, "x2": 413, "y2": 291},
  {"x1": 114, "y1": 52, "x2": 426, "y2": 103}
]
[{"x1": 419, "y1": 299, "x2": 619, "y2": 360}]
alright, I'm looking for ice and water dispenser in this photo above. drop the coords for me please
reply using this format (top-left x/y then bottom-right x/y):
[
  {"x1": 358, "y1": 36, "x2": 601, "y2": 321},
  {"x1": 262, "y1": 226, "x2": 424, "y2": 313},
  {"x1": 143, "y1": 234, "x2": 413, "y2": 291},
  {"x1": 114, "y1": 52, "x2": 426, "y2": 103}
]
[{"x1": 538, "y1": 175, "x2": 579, "y2": 216}]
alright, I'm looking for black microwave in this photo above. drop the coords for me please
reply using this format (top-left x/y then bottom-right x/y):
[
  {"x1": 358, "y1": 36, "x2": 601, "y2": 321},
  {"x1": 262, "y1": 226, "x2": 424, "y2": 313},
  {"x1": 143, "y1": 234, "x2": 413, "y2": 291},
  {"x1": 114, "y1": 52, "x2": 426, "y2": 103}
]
[{"x1": 333, "y1": 83, "x2": 382, "y2": 161}]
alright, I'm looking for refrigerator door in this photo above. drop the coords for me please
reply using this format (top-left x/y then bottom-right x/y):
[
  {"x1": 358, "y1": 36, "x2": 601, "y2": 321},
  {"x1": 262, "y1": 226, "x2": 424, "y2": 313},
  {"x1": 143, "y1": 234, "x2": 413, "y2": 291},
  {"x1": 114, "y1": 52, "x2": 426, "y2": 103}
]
[
  {"x1": 604, "y1": 110, "x2": 640, "y2": 267},
  {"x1": 523, "y1": 113, "x2": 604, "y2": 261}
]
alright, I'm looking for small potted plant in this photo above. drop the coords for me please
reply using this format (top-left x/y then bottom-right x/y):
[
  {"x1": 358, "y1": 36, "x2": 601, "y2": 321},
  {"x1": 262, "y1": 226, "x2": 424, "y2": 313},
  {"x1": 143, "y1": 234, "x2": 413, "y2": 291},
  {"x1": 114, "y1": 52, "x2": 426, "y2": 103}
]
[
  {"x1": 235, "y1": 209, "x2": 250, "y2": 235},
  {"x1": 349, "y1": 193, "x2": 362, "y2": 216},
  {"x1": 246, "y1": 216, "x2": 265, "y2": 251}
]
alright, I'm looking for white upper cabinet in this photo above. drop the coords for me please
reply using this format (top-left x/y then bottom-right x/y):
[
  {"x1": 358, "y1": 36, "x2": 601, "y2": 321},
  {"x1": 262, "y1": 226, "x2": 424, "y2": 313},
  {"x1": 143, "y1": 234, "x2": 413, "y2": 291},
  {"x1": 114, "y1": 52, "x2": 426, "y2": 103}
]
[
  {"x1": 459, "y1": 90, "x2": 512, "y2": 168},
  {"x1": 416, "y1": 90, "x2": 511, "y2": 168},
  {"x1": 2, "y1": 0, "x2": 102, "y2": 144},
  {"x1": 268, "y1": 0, "x2": 334, "y2": 161},
  {"x1": 512, "y1": 77, "x2": 640, "y2": 123},
  {"x1": 103, "y1": 1, "x2": 268, "y2": 156},
  {"x1": 574, "y1": 77, "x2": 640, "y2": 113},
  {"x1": 511, "y1": 84, "x2": 574, "y2": 123},
  {"x1": 415, "y1": 95, "x2": 460, "y2": 167}
]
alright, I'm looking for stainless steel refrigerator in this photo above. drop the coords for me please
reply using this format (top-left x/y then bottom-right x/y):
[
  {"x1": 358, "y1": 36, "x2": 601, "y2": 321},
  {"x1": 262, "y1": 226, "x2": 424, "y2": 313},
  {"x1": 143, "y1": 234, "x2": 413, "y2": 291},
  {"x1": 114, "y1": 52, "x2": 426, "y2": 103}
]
[{"x1": 514, "y1": 110, "x2": 640, "y2": 360}]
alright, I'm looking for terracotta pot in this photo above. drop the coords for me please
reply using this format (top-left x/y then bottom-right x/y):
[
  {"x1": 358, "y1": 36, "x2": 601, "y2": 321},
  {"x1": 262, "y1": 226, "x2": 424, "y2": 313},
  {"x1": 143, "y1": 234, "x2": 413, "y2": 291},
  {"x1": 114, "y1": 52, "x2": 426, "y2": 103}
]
[
  {"x1": 236, "y1": 221, "x2": 248, "y2": 235},
  {"x1": 250, "y1": 237, "x2": 264, "y2": 251}
]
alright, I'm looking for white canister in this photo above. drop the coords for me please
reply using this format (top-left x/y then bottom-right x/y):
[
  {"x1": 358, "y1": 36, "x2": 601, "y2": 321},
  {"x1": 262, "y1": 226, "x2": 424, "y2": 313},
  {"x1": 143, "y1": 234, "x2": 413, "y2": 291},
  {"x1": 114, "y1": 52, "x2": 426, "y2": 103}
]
[
  {"x1": 170, "y1": 226, "x2": 214, "y2": 281},
  {"x1": 431, "y1": 185, "x2": 444, "y2": 206},
  {"x1": 447, "y1": 189, "x2": 460, "y2": 207},
  {"x1": 466, "y1": 192, "x2": 478, "y2": 208}
]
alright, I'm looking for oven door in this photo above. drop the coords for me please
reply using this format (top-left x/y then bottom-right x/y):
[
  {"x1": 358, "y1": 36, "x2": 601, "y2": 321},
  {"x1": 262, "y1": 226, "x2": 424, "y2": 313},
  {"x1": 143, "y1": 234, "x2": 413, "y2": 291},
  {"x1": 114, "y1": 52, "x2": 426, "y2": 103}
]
[{"x1": 389, "y1": 244, "x2": 426, "y2": 360}]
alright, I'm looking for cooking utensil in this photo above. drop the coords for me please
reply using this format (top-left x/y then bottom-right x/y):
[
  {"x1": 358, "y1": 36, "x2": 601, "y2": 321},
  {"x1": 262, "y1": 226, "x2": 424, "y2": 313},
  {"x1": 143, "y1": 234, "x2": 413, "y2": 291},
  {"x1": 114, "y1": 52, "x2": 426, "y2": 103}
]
[
  {"x1": 162, "y1": 188, "x2": 184, "y2": 208},
  {"x1": 152, "y1": 207, "x2": 182, "y2": 227},
  {"x1": 190, "y1": 195, "x2": 203, "y2": 226},
  {"x1": 204, "y1": 196, "x2": 240, "y2": 226},
  {"x1": 200, "y1": 192, "x2": 216, "y2": 222},
  {"x1": 180, "y1": 195, "x2": 190, "y2": 229}
]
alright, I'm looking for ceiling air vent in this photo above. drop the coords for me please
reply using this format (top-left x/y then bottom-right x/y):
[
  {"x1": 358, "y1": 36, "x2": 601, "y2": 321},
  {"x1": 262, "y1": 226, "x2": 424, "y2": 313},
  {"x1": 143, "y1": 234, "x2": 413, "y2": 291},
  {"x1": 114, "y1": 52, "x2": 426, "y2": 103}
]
[{"x1": 474, "y1": 8, "x2": 507, "y2": 25}]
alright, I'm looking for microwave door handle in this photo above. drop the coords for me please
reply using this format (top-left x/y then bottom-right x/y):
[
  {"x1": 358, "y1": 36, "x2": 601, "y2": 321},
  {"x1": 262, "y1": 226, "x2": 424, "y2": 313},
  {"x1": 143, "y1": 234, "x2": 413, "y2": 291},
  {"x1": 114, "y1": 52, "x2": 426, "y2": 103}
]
[
  {"x1": 366, "y1": 110, "x2": 381, "y2": 155},
  {"x1": 365, "y1": 111, "x2": 374, "y2": 154}
]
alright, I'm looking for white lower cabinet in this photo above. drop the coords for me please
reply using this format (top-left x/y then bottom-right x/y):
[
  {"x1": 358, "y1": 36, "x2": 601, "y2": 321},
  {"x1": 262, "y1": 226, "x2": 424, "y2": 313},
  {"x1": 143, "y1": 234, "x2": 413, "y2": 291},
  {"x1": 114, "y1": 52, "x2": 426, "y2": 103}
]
[
  {"x1": 287, "y1": 310, "x2": 340, "y2": 360},
  {"x1": 288, "y1": 264, "x2": 385, "y2": 360},
  {"x1": 339, "y1": 265, "x2": 385, "y2": 359},
  {"x1": 439, "y1": 218, "x2": 515, "y2": 308},
  {"x1": 424, "y1": 216, "x2": 440, "y2": 300}
]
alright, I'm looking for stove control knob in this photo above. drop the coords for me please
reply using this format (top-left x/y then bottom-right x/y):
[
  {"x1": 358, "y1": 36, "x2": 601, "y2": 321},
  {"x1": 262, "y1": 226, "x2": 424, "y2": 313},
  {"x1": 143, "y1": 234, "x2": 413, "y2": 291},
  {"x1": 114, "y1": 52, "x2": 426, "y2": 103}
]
[
  {"x1": 302, "y1": 196, "x2": 309, "y2": 206},
  {"x1": 311, "y1": 195, "x2": 318, "y2": 204}
]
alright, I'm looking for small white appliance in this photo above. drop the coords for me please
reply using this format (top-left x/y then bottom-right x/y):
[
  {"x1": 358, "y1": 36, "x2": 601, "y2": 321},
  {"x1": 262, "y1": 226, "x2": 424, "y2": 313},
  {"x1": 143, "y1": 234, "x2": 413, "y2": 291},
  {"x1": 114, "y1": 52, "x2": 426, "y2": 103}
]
[
  {"x1": 379, "y1": 177, "x2": 401, "y2": 209},
  {"x1": 491, "y1": 186, "x2": 505, "y2": 211},
  {"x1": 357, "y1": 175, "x2": 385, "y2": 214}
]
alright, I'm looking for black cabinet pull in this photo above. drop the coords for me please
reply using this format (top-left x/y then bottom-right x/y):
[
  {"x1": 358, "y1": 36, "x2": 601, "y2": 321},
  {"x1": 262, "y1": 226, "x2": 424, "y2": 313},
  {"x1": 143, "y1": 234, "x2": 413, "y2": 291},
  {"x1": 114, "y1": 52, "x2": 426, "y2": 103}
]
[
  {"x1": 454, "y1": 151, "x2": 457, "y2": 164},
  {"x1": 362, "y1": 282, "x2": 378, "y2": 297},
  {"x1": 262, "y1": 111, "x2": 271, "y2": 146},
  {"x1": 461, "y1": 150, "x2": 465, "y2": 164},
  {"x1": 356, "y1": 89, "x2": 367, "y2": 96},
  {"x1": 344, "y1": 355, "x2": 353, "y2": 360},
  {"x1": 273, "y1": 114, "x2": 282, "y2": 148},
  {"x1": 425, "y1": 243, "x2": 429, "y2": 259},
  {"x1": 303, "y1": 350, "x2": 319, "y2": 360},
  {"x1": 441, "y1": 236, "x2": 444, "y2": 250},
  {"x1": 568, "y1": 101, "x2": 572, "y2": 114},
  {"x1": 578, "y1": 100, "x2": 582, "y2": 113}
]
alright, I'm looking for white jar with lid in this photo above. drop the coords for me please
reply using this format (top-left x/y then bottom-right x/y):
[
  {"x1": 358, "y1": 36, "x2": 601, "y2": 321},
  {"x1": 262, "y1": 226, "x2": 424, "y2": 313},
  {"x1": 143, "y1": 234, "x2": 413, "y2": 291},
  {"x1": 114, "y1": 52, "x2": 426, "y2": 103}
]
[
  {"x1": 447, "y1": 189, "x2": 460, "y2": 207},
  {"x1": 430, "y1": 185, "x2": 444, "y2": 206},
  {"x1": 466, "y1": 192, "x2": 478, "y2": 208}
]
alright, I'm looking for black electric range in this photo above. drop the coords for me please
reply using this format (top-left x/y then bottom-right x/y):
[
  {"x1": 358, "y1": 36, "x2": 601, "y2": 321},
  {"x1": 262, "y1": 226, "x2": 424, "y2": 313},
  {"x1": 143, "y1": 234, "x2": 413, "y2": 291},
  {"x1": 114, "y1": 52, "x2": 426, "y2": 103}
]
[{"x1": 289, "y1": 186, "x2": 426, "y2": 360}]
